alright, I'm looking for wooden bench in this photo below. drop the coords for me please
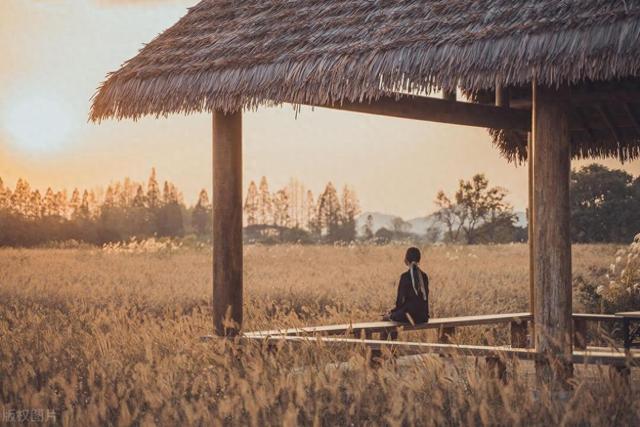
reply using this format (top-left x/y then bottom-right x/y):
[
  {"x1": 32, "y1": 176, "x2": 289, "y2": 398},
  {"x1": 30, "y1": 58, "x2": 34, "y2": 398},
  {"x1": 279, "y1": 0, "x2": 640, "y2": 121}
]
[{"x1": 243, "y1": 312, "x2": 533, "y2": 347}]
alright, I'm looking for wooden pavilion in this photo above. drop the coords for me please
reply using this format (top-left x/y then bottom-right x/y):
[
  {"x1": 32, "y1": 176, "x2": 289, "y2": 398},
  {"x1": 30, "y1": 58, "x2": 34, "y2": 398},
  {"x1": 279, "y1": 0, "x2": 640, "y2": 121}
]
[{"x1": 91, "y1": 0, "x2": 640, "y2": 382}]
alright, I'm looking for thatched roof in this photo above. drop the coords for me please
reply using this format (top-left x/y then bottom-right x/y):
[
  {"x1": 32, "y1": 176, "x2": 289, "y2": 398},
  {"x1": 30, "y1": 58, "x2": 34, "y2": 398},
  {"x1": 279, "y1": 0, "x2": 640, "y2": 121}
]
[{"x1": 91, "y1": 0, "x2": 640, "y2": 162}]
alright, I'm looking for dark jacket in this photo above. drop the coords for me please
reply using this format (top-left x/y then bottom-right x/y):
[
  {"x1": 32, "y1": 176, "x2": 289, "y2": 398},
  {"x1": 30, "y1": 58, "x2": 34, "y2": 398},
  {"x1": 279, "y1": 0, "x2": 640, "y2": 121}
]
[{"x1": 390, "y1": 268, "x2": 429, "y2": 324}]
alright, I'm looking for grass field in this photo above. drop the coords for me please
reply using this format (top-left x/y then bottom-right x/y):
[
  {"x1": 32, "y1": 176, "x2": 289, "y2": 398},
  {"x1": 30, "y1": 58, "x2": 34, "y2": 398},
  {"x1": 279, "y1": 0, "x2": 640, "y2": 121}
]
[{"x1": 1, "y1": 244, "x2": 638, "y2": 426}]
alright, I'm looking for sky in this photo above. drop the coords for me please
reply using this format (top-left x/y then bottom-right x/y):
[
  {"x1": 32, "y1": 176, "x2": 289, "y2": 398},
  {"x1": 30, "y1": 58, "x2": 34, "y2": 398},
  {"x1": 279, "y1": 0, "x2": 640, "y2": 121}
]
[{"x1": 1, "y1": 0, "x2": 639, "y2": 219}]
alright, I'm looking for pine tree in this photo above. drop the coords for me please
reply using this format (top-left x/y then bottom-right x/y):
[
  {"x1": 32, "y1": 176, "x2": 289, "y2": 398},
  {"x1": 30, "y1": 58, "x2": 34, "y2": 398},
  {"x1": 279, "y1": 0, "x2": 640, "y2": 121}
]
[
  {"x1": 69, "y1": 188, "x2": 81, "y2": 218},
  {"x1": 192, "y1": 189, "x2": 211, "y2": 236},
  {"x1": 305, "y1": 190, "x2": 317, "y2": 233},
  {"x1": 273, "y1": 188, "x2": 290, "y2": 227},
  {"x1": 257, "y1": 176, "x2": 272, "y2": 225},
  {"x1": 28, "y1": 190, "x2": 42, "y2": 219},
  {"x1": 103, "y1": 186, "x2": 115, "y2": 209},
  {"x1": 340, "y1": 185, "x2": 360, "y2": 241},
  {"x1": 287, "y1": 178, "x2": 305, "y2": 228},
  {"x1": 244, "y1": 181, "x2": 259, "y2": 226},
  {"x1": 132, "y1": 185, "x2": 146, "y2": 208},
  {"x1": 43, "y1": 188, "x2": 58, "y2": 217},
  {"x1": 363, "y1": 214, "x2": 375, "y2": 240},
  {"x1": 147, "y1": 167, "x2": 161, "y2": 210},
  {"x1": 317, "y1": 182, "x2": 342, "y2": 240},
  {"x1": 78, "y1": 190, "x2": 90, "y2": 219},
  {"x1": 11, "y1": 178, "x2": 31, "y2": 216},
  {"x1": 0, "y1": 178, "x2": 11, "y2": 211},
  {"x1": 54, "y1": 190, "x2": 68, "y2": 218}
]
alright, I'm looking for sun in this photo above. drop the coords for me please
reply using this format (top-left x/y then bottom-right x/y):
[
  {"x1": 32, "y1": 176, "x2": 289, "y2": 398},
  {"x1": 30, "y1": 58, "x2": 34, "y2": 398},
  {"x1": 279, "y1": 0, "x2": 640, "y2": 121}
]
[{"x1": 2, "y1": 92, "x2": 74, "y2": 154}]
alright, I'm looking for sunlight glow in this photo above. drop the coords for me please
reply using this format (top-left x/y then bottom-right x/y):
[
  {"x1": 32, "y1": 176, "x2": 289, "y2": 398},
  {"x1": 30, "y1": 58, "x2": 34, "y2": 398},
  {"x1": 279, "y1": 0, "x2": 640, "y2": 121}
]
[{"x1": 2, "y1": 92, "x2": 74, "y2": 154}]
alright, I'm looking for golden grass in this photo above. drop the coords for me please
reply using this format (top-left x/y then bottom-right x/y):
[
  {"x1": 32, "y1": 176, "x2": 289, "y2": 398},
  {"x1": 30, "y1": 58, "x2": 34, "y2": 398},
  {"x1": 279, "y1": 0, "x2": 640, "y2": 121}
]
[{"x1": 1, "y1": 244, "x2": 637, "y2": 426}]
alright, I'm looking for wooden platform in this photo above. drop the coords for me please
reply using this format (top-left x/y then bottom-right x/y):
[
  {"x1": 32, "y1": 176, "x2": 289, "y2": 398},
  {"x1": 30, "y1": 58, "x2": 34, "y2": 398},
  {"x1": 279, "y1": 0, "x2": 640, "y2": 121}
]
[{"x1": 243, "y1": 312, "x2": 533, "y2": 338}]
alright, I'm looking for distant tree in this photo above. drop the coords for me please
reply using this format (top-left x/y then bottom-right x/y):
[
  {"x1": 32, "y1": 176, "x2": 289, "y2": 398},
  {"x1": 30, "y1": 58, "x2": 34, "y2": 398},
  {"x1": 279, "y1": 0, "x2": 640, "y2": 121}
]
[
  {"x1": 317, "y1": 182, "x2": 342, "y2": 241},
  {"x1": 571, "y1": 164, "x2": 640, "y2": 243},
  {"x1": 434, "y1": 174, "x2": 515, "y2": 244},
  {"x1": 69, "y1": 188, "x2": 81, "y2": 218},
  {"x1": 257, "y1": 176, "x2": 272, "y2": 225},
  {"x1": 244, "y1": 181, "x2": 259, "y2": 226},
  {"x1": 305, "y1": 190, "x2": 317, "y2": 233},
  {"x1": 27, "y1": 190, "x2": 42, "y2": 219},
  {"x1": 11, "y1": 178, "x2": 31, "y2": 216},
  {"x1": 192, "y1": 189, "x2": 211, "y2": 236},
  {"x1": 374, "y1": 227, "x2": 393, "y2": 244},
  {"x1": 339, "y1": 185, "x2": 360, "y2": 241},
  {"x1": 146, "y1": 167, "x2": 161, "y2": 210},
  {"x1": 43, "y1": 188, "x2": 58, "y2": 217},
  {"x1": 54, "y1": 190, "x2": 67, "y2": 218},
  {"x1": 392, "y1": 217, "x2": 410, "y2": 234},
  {"x1": 157, "y1": 181, "x2": 184, "y2": 237},
  {"x1": 78, "y1": 190, "x2": 91, "y2": 220},
  {"x1": 362, "y1": 214, "x2": 375, "y2": 240},
  {"x1": 0, "y1": 178, "x2": 10, "y2": 211},
  {"x1": 287, "y1": 178, "x2": 305, "y2": 228},
  {"x1": 272, "y1": 188, "x2": 290, "y2": 227}
]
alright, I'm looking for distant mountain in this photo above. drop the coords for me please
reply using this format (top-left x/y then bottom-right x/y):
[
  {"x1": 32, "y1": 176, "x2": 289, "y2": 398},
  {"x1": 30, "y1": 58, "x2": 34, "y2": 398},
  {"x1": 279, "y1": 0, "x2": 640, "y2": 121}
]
[{"x1": 355, "y1": 210, "x2": 527, "y2": 238}]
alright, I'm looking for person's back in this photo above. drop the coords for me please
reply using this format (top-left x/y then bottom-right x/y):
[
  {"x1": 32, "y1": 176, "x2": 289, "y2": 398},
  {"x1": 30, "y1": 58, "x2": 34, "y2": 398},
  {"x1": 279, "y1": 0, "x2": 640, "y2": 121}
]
[{"x1": 384, "y1": 247, "x2": 429, "y2": 324}]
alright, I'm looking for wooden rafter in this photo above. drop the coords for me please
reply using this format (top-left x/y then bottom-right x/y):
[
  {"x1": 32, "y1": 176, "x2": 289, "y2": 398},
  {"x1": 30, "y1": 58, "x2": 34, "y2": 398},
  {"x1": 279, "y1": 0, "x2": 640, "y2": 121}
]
[
  {"x1": 624, "y1": 103, "x2": 640, "y2": 136},
  {"x1": 312, "y1": 94, "x2": 531, "y2": 131},
  {"x1": 597, "y1": 103, "x2": 623, "y2": 142}
]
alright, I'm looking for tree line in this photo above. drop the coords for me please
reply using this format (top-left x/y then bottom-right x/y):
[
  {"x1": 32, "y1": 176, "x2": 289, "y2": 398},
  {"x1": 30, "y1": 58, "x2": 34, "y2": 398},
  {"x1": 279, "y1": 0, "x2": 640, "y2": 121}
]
[
  {"x1": 0, "y1": 170, "x2": 360, "y2": 246},
  {"x1": 0, "y1": 163, "x2": 638, "y2": 247}
]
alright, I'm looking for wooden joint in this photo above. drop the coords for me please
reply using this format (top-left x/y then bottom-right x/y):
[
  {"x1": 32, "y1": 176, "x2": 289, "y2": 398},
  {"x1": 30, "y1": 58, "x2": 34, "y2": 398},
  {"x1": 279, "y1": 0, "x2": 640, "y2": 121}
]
[
  {"x1": 438, "y1": 326, "x2": 456, "y2": 344},
  {"x1": 573, "y1": 318, "x2": 587, "y2": 350},
  {"x1": 510, "y1": 320, "x2": 529, "y2": 348}
]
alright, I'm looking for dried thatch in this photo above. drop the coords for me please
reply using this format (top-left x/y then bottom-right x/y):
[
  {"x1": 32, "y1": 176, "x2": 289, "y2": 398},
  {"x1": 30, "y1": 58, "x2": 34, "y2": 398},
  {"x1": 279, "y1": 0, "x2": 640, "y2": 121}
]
[{"x1": 90, "y1": 0, "x2": 640, "y2": 161}]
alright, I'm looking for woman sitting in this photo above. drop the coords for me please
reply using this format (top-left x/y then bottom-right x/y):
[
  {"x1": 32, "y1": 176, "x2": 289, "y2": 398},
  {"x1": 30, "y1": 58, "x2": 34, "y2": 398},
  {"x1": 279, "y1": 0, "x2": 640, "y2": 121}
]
[{"x1": 383, "y1": 247, "x2": 429, "y2": 325}]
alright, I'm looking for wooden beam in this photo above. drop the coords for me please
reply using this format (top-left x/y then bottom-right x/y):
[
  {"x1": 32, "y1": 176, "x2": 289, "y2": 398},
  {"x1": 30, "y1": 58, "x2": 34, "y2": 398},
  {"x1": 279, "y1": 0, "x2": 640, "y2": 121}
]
[
  {"x1": 624, "y1": 103, "x2": 640, "y2": 136},
  {"x1": 212, "y1": 110, "x2": 243, "y2": 336},
  {"x1": 313, "y1": 94, "x2": 531, "y2": 131},
  {"x1": 597, "y1": 103, "x2": 623, "y2": 142},
  {"x1": 532, "y1": 83, "x2": 573, "y2": 386}
]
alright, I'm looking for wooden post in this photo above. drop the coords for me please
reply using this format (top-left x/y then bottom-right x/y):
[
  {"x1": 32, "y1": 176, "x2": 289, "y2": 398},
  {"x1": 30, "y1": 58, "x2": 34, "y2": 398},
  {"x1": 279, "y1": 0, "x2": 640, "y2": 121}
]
[
  {"x1": 528, "y1": 133, "x2": 535, "y2": 341},
  {"x1": 495, "y1": 84, "x2": 510, "y2": 108},
  {"x1": 573, "y1": 318, "x2": 587, "y2": 350},
  {"x1": 532, "y1": 83, "x2": 573, "y2": 385},
  {"x1": 212, "y1": 110, "x2": 243, "y2": 336}
]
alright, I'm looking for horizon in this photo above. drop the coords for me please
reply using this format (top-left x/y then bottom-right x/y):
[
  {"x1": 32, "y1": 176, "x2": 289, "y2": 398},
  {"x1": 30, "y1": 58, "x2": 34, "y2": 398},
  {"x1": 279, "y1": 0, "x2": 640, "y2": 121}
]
[{"x1": 1, "y1": 0, "x2": 640, "y2": 219}]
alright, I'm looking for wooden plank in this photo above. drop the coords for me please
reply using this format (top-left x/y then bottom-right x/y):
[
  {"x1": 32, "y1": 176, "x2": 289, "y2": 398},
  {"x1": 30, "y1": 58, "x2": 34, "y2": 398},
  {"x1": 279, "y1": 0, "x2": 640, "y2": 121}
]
[
  {"x1": 244, "y1": 312, "x2": 533, "y2": 338},
  {"x1": 532, "y1": 84, "x2": 573, "y2": 383},
  {"x1": 312, "y1": 94, "x2": 531, "y2": 131},
  {"x1": 212, "y1": 110, "x2": 243, "y2": 336},
  {"x1": 573, "y1": 313, "x2": 621, "y2": 321},
  {"x1": 243, "y1": 335, "x2": 640, "y2": 367}
]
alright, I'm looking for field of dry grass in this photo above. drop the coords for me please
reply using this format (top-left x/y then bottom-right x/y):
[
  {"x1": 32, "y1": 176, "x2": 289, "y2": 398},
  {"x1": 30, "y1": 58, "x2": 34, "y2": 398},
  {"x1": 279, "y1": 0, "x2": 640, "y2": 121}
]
[{"x1": 1, "y1": 244, "x2": 638, "y2": 426}]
